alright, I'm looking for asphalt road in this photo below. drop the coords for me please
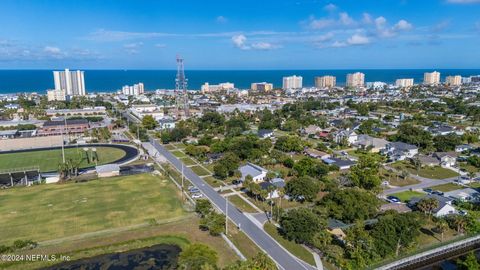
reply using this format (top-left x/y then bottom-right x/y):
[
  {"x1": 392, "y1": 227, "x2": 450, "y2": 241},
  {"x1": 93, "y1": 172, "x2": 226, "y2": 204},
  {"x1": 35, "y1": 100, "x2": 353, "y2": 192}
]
[{"x1": 149, "y1": 139, "x2": 315, "y2": 270}]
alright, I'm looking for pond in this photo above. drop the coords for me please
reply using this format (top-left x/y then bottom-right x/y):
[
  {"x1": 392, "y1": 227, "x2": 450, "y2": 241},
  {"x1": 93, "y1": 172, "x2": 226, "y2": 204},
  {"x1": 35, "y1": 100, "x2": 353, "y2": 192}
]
[{"x1": 42, "y1": 244, "x2": 181, "y2": 270}]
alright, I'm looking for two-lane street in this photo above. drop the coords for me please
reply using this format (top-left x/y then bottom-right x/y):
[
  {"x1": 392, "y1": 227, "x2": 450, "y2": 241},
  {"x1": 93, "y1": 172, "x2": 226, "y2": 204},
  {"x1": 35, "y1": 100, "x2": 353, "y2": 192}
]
[{"x1": 149, "y1": 139, "x2": 315, "y2": 270}]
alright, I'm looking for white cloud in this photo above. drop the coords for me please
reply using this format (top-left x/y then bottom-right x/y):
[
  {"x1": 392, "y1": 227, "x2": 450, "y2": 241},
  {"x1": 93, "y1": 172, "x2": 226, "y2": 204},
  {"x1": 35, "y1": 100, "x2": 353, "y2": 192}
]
[
  {"x1": 476, "y1": 21, "x2": 480, "y2": 32},
  {"x1": 231, "y1": 34, "x2": 279, "y2": 50},
  {"x1": 362, "y1": 13, "x2": 373, "y2": 24},
  {"x1": 446, "y1": 0, "x2": 480, "y2": 3},
  {"x1": 308, "y1": 18, "x2": 335, "y2": 30},
  {"x1": 394, "y1": 19, "x2": 413, "y2": 31},
  {"x1": 339, "y1": 12, "x2": 355, "y2": 26},
  {"x1": 155, "y1": 43, "x2": 167, "y2": 48},
  {"x1": 232, "y1": 34, "x2": 249, "y2": 50},
  {"x1": 43, "y1": 46, "x2": 66, "y2": 59},
  {"x1": 347, "y1": 34, "x2": 370, "y2": 45},
  {"x1": 123, "y1": 42, "x2": 143, "y2": 54},
  {"x1": 323, "y1": 3, "x2": 337, "y2": 12},
  {"x1": 331, "y1": 41, "x2": 347, "y2": 48},
  {"x1": 216, "y1": 16, "x2": 228, "y2": 23}
]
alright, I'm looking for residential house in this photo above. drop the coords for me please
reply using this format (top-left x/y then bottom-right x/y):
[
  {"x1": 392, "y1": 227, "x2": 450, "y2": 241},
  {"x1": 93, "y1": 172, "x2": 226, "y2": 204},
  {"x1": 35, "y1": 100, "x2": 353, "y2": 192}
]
[
  {"x1": 157, "y1": 118, "x2": 176, "y2": 130},
  {"x1": 257, "y1": 129, "x2": 274, "y2": 139},
  {"x1": 353, "y1": 134, "x2": 389, "y2": 153},
  {"x1": 456, "y1": 144, "x2": 474, "y2": 153},
  {"x1": 334, "y1": 129, "x2": 358, "y2": 146},
  {"x1": 259, "y1": 178, "x2": 286, "y2": 199},
  {"x1": 433, "y1": 152, "x2": 458, "y2": 167},
  {"x1": 302, "y1": 125, "x2": 321, "y2": 135},
  {"x1": 444, "y1": 188, "x2": 480, "y2": 202},
  {"x1": 304, "y1": 148, "x2": 331, "y2": 159},
  {"x1": 382, "y1": 142, "x2": 419, "y2": 161},
  {"x1": 322, "y1": 157, "x2": 356, "y2": 170},
  {"x1": 409, "y1": 194, "x2": 456, "y2": 217},
  {"x1": 239, "y1": 162, "x2": 268, "y2": 182}
]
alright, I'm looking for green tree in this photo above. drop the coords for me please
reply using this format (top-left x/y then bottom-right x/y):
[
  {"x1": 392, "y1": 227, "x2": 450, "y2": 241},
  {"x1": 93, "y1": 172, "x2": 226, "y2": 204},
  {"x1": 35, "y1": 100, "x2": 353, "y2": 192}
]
[
  {"x1": 178, "y1": 243, "x2": 218, "y2": 270},
  {"x1": 348, "y1": 154, "x2": 381, "y2": 191},
  {"x1": 416, "y1": 198, "x2": 439, "y2": 217},
  {"x1": 195, "y1": 199, "x2": 213, "y2": 218},
  {"x1": 284, "y1": 176, "x2": 320, "y2": 202},
  {"x1": 141, "y1": 115, "x2": 158, "y2": 130},
  {"x1": 319, "y1": 188, "x2": 380, "y2": 223},
  {"x1": 280, "y1": 208, "x2": 324, "y2": 244},
  {"x1": 274, "y1": 136, "x2": 304, "y2": 152},
  {"x1": 457, "y1": 251, "x2": 480, "y2": 270}
]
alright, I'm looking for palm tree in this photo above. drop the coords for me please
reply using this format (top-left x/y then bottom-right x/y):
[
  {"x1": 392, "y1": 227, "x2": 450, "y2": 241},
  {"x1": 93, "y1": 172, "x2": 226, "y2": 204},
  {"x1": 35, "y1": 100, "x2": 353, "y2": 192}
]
[
  {"x1": 416, "y1": 198, "x2": 439, "y2": 218},
  {"x1": 452, "y1": 216, "x2": 467, "y2": 234},
  {"x1": 436, "y1": 219, "x2": 448, "y2": 242}
]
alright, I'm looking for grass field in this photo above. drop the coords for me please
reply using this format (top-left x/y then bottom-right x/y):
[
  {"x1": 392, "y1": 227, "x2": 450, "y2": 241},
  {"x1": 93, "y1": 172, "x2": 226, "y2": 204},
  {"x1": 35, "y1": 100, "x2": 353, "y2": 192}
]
[
  {"x1": 179, "y1": 156, "x2": 197, "y2": 166},
  {"x1": 171, "y1": 150, "x2": 187, "y2": 158},
  {"x1": 391, "y1": 162, "x2": 459, "y2": 179},
  {"x1": 190, "y1": 165, "x2": 211, "y2": 176},
  {"x1": 391, "y1": 190, "x2": 425, "y2": 202},
  {"x1": 430, "y1": 183, "x2": 462, "y2": 192},
  {"x1": 202, "y1": 176, "x2": 224, "y2": 188},
  {"x1": 0, "y1": 147, "x2": 127, "y2": 172},
  {"x1": 228, "y1": 195, "x2": 257, "y2": 213},
  {"x1": 0, "y1": 173, "x2": 188, "y2": 245}
]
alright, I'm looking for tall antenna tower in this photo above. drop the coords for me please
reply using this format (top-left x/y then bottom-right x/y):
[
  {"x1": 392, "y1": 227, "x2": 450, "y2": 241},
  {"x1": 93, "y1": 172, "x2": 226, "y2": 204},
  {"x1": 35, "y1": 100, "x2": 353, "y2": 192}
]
[{"x1": 175, "y1": 55, "x2": 190, "y2": 118}]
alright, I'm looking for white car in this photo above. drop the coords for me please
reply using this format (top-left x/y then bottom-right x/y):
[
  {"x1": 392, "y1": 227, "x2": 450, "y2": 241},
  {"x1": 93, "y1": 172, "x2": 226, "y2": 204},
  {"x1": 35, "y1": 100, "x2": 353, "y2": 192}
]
[{"x1": 191, "y1": 193, "x2": 203, "y2": 199}]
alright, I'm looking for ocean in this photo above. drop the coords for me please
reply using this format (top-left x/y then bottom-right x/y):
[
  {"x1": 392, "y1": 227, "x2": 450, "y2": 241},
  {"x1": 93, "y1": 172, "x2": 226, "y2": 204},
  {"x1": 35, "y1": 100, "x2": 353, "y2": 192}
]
[{"x1": 0, "y1": 69, "x2": 479, "y2": 94}]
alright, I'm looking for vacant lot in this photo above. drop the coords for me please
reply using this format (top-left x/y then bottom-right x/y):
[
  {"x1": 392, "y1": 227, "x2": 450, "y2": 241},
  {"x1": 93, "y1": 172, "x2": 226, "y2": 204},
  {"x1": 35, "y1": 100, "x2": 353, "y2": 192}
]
[
  {"x1": 190, "y1": 165, "x2": 211, "y2": 176},
  {"x1": 0, "y1": 147, "x2": 126, "y2": 172},
  {"x1": 430, "y1": 183, "x2": 463, "y2": 192},
  {"x1": 0, "y1": 173, "x2": 188, "y2": 245},
  {"x1": 391, "y1": 162, "x2": 459, "y2": 179}
]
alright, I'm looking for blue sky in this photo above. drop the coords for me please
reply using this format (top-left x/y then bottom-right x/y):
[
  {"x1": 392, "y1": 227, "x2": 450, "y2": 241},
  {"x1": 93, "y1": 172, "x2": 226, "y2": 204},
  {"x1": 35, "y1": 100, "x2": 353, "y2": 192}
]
[{"x1": 0, "y1": 0, "x2": 479, "y2": 69}]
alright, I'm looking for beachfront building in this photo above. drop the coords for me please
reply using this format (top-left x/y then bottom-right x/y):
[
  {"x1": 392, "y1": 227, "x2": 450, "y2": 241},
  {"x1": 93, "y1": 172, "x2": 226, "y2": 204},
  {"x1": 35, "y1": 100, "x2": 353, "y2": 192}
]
[
  {"x1": 395, "y1": 78, "x2": 414, "y2": 88},
  {"x1": 346, "y1": 72, "x2": 365, "y2": 88},
  {"x1": 251, "y1": 82, "x2": 273, "y2": 92},
  {"x1": 315, "y1": 76, "x2": 336, "y2": 88},
  {"x1": 201, "y1": 82, "x2": 235, "y2": 93},
  {"x1": 445, "y1": 75, "x2": 462, "y2": 86},
  {"x1": 47, "y1": 89, "x2": 67, "y2": 101},
  {"x1": 282, "y1": 75, "x2": 303, "y2": 90},
  {"x1": 423, "y1": 71, "x2": 441, "y2": 85},
  {"x1": 53, "y1": 69, "x2": 86, "y2": 96},
  {"x1": 122, "y1": 82, "x2": 145, "y2": 96}
]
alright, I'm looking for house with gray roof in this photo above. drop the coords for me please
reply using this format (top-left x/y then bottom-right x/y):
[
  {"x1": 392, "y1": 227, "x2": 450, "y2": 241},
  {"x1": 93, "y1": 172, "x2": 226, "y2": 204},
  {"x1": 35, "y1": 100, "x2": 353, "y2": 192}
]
[
  {"x1": 382, "y1": 141, "x2": 419, "y2": 161},
  {"x1": 239, "y1": 162, "x2": 268, "y2": 182}
]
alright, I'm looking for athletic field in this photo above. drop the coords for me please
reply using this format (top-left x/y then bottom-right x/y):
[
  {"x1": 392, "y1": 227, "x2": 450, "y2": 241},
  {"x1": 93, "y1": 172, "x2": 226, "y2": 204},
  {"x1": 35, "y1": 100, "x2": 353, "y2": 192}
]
[
  {"x1": 0, "y1": 146, "x2": 127, "y2": 172},
  {"x1": 0, "y1": 173, "x2": 188, "y2": 245}
]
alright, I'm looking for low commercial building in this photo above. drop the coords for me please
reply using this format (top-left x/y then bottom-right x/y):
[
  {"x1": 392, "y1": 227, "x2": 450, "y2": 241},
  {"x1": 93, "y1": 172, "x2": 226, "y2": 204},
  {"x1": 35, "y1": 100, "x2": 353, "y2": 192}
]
[
  {"x1": 47, "y1": 89, "x2": 67, "y2": 101},
  {"x1": 45, "y1": 106, "x2": 106, "y2": 116},
  {"x1": 37, "y1": 119, "x2": 89, "y2": 136},
  {"x1": 201, "y1": 82, "x2": 234, "y2": 93},
  {"x1": 239, "y1": 162, "x2": 268, "y2": 182}
]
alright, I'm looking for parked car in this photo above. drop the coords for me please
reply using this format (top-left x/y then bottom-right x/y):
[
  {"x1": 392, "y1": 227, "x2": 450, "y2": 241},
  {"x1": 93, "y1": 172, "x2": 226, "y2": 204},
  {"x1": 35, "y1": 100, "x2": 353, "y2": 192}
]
[
  {"x1": 432, "y1": 190, "x2": 444, "y2": 196},
  {"x1": 423, "y1": 188, "x2": 433, "y2": 194},
  {"x1": 459, "y1": 210, "x2": 468, "y2": 216},
  {"x1": 191, "y1": 193, "x2": 203, "y2": 199},
  {"x1": 189, "y1": 188, "x2": 200, "y2": 193},
  {"x1": 387, "y1": 196, "x2": 400, "y2": 203}
]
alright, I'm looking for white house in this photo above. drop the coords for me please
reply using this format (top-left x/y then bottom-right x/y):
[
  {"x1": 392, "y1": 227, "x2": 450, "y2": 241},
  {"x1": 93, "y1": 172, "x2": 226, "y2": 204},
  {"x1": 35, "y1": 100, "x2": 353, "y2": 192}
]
[
  {"x1": 334, "y1": 129, "x2": 358, "y2": 146},
  {"x1": 239, "y1": 163, "x2": 268, "y2": 182},
  {"x1": 382, "y1": 142, "x2": 419, "y2": 161}
]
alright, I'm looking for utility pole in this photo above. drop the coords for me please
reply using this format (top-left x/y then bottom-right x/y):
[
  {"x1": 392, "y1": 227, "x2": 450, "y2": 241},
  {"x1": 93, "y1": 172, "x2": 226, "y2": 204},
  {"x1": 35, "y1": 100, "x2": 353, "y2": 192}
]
[
  {"x1": 61, "y1": 118, "x2": 66, "y2": 163},
  {"x1": 225, "y1": 196, "x2": 228, "y2": 235},
  {"x1": 181, "y1": 163, "x2": 184, "y2": 201}
]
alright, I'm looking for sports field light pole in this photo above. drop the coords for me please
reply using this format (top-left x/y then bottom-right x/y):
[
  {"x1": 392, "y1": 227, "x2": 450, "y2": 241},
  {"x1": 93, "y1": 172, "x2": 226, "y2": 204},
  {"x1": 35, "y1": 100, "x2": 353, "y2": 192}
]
[
  {"x1": 181, "y1": 163, "x2": 184, "y2": 201},
  {"x1": 61, "y1": 118, "x2": 66, "y2": 163}
]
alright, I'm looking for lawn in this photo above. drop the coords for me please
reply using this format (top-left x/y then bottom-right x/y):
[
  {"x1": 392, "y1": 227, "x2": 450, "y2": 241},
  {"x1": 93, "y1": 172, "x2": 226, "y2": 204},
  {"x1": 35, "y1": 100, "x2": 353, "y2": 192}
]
[
  {"x1": 202, "y1": 176, "x2": 224, "y2": 188},
  {"x1": 179, "y1": 156, "x2": 197, "y2": 166},
  {"x1": 263, "y1": 223, "x2": 315, "y2": 266},
  {"x1": 171, "y1": 150, "x2": 187, "y2": 158},
  {"x1": 164, "y1": 144, "x2": 177, "y2": 150},
  {"x1": 190, "y1": 165, "x2": 211, "y2": 176},
  {"x1": 0, "y1": 147, "x2": 127, "y2": 172},
  {"x1": 391, "y1": 190, "x2": 425, "y2": 202},
  {"x1": 0, "y1": 173, "x2": 189, "y2": 245},
  {"x1": 430, "y1": 183, "x2": 463, "y2": 192},
  {"x1": 380, "y1": 167, "x2": 420, "y2": 187},
  {"x1": 391, "y1": 162, "x2": 459, "y2": 179},
  {"x1": 228, "y1": 195, "x2": 258, "y2": 213}
]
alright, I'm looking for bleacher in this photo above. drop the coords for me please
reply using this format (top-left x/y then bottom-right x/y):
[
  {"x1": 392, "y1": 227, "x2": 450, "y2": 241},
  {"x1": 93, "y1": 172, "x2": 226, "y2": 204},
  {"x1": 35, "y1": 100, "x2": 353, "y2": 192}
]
[{"x1": 0, "y1": 168, "x2": 40, "y2": 188}]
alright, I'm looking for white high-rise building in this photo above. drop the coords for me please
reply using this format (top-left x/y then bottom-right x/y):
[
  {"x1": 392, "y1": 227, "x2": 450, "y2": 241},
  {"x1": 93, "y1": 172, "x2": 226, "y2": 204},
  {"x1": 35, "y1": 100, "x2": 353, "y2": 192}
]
[
  {"x1": 346, "y1": 72, "x2": 365, "y2": 88},
  {"x1": 53, "y1": 69, "x2": 86, "y2": 96},
  {"x1": 282, "y1": 75, "x2": 303, "y2": 89},
  {"x1": 122, "y1": 82, "x2": 145, "y2": 96},
  {"x1": 201, "y1": 82, "x2": 235, "y2": 93},
  {"x1": 423, "y1": 71, "x2": 441, "y2": 85},
  {"x1": 315, "y1": 76, "x2": 336, "y2": 88},
  {"x1": 395, "y1": 78, "x2": 414, "y2": 88},
  {"x1": 445, "y1": 75, "x2": 462, "y2": 86},
  {"x1": 47, "y1": 89, "x2": 66, "y2": 101}
]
